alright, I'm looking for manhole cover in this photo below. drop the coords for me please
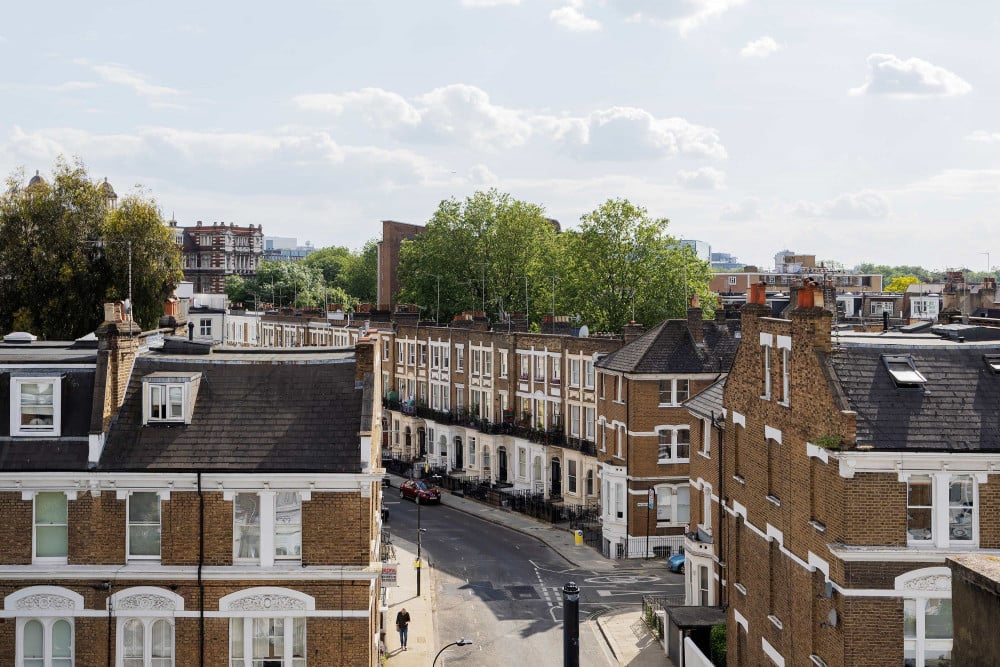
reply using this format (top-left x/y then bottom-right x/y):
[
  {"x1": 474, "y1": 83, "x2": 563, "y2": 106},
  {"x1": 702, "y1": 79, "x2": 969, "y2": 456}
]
[{"x1": 507, "y1": 585, "x2": 540, "y2": 600}]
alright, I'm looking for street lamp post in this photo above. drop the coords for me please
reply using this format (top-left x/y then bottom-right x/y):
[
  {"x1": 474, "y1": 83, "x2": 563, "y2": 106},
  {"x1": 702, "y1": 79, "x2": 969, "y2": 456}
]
[
  {"x1": 432, "y1": 638, "x2": 473, "y2": 666},
  {"x1": 416, "y1": 526, "x2": 426, "y2": 597}
]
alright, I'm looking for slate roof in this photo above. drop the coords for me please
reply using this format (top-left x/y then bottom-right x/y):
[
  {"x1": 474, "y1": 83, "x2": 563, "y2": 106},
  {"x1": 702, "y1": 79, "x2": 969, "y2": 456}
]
[
  {"x1": 827, "y1": 341, "x2": 1000, "y2": 451},
  {"x1": 100, "y1": 350, "x2": 366, "y2": 472},
  {"x1": 596, "y1": 319, "x2": 737, "y2": 374},
  {"x1": 0, "y1": 359, "x2": 96, "y2": 471},
  {"x1": 684, "y1": 376, "x2": 727, "y2": 420}
]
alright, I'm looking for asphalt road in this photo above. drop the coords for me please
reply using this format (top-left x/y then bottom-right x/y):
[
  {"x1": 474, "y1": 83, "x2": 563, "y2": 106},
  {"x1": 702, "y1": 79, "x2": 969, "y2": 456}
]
[{"x1": 385, "y1": 496, "x2": 685, "y2": 666}]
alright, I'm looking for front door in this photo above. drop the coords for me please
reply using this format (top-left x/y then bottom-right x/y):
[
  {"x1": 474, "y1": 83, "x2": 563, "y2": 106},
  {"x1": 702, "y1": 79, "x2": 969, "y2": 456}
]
[
  {"x1": 498, "y1": 447, "x2": 508, "y2": 482},
  {"x1": 455, "y1": 437, "x2": 464, "y2": 470},
  {"x1": 550, "y1": 458, "x2": 562, "y2": 496},
  {"x1": 418, "y1": 428, "x2": 426, "y2": 457}
]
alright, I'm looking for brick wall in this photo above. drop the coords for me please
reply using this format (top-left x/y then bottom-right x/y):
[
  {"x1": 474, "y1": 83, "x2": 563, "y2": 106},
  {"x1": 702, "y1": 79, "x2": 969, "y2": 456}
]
[
  {"x1": 303, "y1": 492, "x2": 371, "y2": 566},
  {"x1": 0, "y1": 492, "x2": 32, "y2": 564},
  {"x1": 161, "y1": 491, "x2": 234, "y2": 566},
  {"x1": 979, "y1": 475, "x2": 1000, "y2": 548},
  {"x1": 68, "y1": 492, "x2": 126, "y2": 564}
]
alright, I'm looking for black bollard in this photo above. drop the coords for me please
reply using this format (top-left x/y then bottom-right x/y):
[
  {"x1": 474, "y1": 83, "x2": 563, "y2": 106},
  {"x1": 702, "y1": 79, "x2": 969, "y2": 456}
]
[{"x1": 563, "y1": 581, "x2": 580, "y2": 667}]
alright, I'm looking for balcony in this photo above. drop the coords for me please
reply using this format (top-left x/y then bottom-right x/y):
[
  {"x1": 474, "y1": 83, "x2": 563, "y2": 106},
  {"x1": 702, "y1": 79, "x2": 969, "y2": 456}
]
[{"x1": 563, "y1": 436, "x2": 597, "y2": 456}]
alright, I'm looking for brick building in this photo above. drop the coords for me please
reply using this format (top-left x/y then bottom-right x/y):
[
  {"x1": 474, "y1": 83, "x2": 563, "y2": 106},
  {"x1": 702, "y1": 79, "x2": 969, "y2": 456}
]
[
  {"x1": 380, "y1": 315, "x2": 622, "y2": 511},
  {"x1": 0, "y1": 306, "x2": 385, "y2": 666},
  {"x1": 171, "y1": 220, "x2": 264, "y2": 294},
  {"x1": 376, "y1": 221, "x2": 425, "y2": 312},
  {"x1": 595, "y1": 303, "x2": 737, "y2": 559},
  {"x1": 699, "y1": 284, "x2": 1000, "y2": 667}
]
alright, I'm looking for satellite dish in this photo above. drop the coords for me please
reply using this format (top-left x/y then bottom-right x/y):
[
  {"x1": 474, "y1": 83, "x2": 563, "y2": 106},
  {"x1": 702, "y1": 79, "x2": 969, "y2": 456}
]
[{"x1": 578, "y1": 325, "x2": 589, "y2": 338}]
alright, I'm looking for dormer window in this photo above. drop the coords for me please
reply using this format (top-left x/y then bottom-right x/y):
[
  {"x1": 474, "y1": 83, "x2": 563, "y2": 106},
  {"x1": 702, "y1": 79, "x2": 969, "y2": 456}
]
[
  {"x1": 10, "y1": 376, "x2": 62, "y2": 437},
  {"x1": 142, "y1": 372, "x2": 201, "y2": 425},
  {"x1": 985, "y1": 355, "x2": 1000, "y2": 374},
  {"x1": 882, "y1": 355, "x2": 926, "y2": 388}
]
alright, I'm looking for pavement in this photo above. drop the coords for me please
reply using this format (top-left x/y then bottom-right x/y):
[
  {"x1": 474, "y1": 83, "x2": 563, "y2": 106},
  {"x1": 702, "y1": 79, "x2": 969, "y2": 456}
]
[{"x1": 382, "y1": 475, "x2": 672, "y2": 665}]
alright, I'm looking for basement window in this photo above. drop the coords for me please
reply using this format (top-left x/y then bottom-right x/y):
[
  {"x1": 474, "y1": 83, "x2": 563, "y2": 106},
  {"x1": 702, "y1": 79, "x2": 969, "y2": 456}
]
[{"x1": 882, "y1": 355, "x2": 926, "y2": 388}]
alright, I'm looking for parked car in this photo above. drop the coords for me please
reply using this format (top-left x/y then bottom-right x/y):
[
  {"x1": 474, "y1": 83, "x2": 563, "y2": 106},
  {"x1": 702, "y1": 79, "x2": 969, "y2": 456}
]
[
  {"x1": 399, "y1": 479, "x2": 441, "y2": 504},
  {"x1": 667, "y1": 550, "x2": 685, "y2": 574}
]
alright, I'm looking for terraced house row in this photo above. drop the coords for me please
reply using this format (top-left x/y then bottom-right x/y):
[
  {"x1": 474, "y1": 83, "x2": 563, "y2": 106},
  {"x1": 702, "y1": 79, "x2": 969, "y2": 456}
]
[
  {"x1": 0, "y1": 305, "x2": 386, "y2": 666},
  {"x1": 685, "y1": 285, "x2": 1000, "y2": 667}
]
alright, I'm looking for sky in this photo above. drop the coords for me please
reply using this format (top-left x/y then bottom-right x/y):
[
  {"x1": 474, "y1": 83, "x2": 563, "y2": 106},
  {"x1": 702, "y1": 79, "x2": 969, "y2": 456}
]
[{"x1": 2, "y1": 1, "x2": 999, "y2": 271}]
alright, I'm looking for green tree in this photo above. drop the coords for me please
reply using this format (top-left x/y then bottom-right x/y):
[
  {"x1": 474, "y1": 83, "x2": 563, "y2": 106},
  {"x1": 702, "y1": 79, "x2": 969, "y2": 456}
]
[
  {"x1": 397, "y1": 190, "x2": 558, "y2": 323},
  {"x1": 0, "y1": 158, "x2": 181, "y2": 338},
  {"x1": 885, "y1": 275, "x2": 920, "y2": 293},
  {"x1": 558, "y1": 199, "x2": 712, "y2": 332},
  {"x1": 303, "y1": 246, "x2": 353, "y2": 285},
  {"x1": 855, "y1": 263, "x2": 946, "y2": 285},
  {"x1": 102, "y1": 194, "x2": 184, "y2": 330},
  {"x1": 238, "y1": 260, "x2": 326, "y2": 309},
  {"x1": 341, "y1": 239, "x2": 378, "y2": 302}
]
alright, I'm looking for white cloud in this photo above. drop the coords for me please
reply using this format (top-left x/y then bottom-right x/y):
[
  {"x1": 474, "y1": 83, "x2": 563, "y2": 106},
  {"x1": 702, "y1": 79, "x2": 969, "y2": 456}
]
[
  {"x1": 550, "y1": 6, "x2": 602, "y2": 32},
  {"x1": 460, "y1": 0, "x2": 520, "y2": 6},
  {"x1": 613, "y1": 0, "x2": 747, "y2": 35},
  {"x1": 48, "y1": 81, "x2": 100, "y2": 92},
  {"x1": 468, "y1": 164, "x2": 499, "y2": 184},
  {"x1": 1, "y1": 126, "x2": 442, "y2": 188},
  {"x1": 295, "y1": 84, "x2": 727, "y2": 161},
  {"x1": 740, "y1": 36, "x2": 779, "y2": 58},
  {"x1": 967, "y1": 130, "x2": 1000, "y2": 143},
  {"x1": 90, "y1": 63, "x2": 180, "y2": 99},
  {"x1": 676, "y1": 166, "x2": 725, "y2": 189},
  {"x1": 900, "y1": 169, "x2": 1000, "y2": 196},
  {"x1": 795, "y1": 190, "x2": 889, "y2": 219},
  {"x1": 849, "y1": 53, "x2": 972, "y2": 98},
  {"x1": 293, "y1": 88, "x2": 421, "y2": 129},
  {"x1": 720, "y1": 198, "x2": 760, "y2": 220}
]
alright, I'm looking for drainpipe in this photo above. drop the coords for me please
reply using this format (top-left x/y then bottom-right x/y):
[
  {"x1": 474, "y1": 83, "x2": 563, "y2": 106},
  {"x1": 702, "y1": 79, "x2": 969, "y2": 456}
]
[
  {"x1": 198, "y1": 471, "x2": 205, "y2": 666},
  {"x1": 713, "y1": 411, "x2": 727, "y2": 611}
]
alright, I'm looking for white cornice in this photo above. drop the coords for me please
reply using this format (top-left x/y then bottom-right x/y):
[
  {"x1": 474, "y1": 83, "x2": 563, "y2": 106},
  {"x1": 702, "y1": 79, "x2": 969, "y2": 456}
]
[
  {"x1": 0, "y1": 565, "x2": 380, "y2": 581},
  {"x1": 0, "y1": 472, "x2": 382, "y2": 492},
  {"x1": 829, "y1": 546, "x2": 1000, "y2": 563},
  {"x1": 837, "y1": 451, "x2": 1000, "y2": 479}
]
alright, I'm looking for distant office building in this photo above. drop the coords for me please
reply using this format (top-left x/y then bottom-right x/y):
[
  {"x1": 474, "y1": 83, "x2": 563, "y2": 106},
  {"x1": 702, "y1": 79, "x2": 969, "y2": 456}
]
[
  {"x1": 263, "y1": 237, "x2": 316, "y2": 262},
  {"x1": 680, "y1": 239, "x2": 711, "y2": 263},
  {"x1": 711, "y1": 251, "x2": 743, "y2": 272}
]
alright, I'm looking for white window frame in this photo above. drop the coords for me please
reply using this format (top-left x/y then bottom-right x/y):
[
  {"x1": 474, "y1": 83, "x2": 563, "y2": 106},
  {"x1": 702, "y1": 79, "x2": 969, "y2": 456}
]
[
  {"x1": 17, "y1": 617, "x2": 75, "y2": 667},
  {"x1": 700, "y1": 418, "x2": 712, "y2": 456},
  {"x1": 779, "y1": 347, "x2": 791, "y2": 407},
  {"x1": 220, "y1": 589, "x2": 314, "y2": 667},
  {"x1": 760, "y1": 333, "x2": 773, "y2": 400},
  {"x1": 657, "y1": 427, "x2": 691, "y2": 462},
  {"x1": 658, "y1": 379, "x2": 690, "y2": 406},
  {"x1": 570, "y1": 406, "x2": 581, "y2": 437},
  {"x1": 656, "y1": 484, "x2": 690, "y2": 525},
  {"x1": 585, "y1": 407, "x2": 595, "y2": 440},
  {"x1": 455, "y1": 346, "x2": 464, "y2": 372},
  {"x1": 584, "y1": 360, "x2": 595, "y2": 389},
  {"x1": 570, "y1": 359, "x2": 581, "y2": 387},
  {"x1": 33, "y1": 491, "x2": 69, "y2": 564},
  {"x1": 233, "y1": 492, "x2": 262, "y2": 563},
  {"x1": 567, "y1": 460, "x2": 577, "y2": 494},
  {"x1": 199, "y1": 318, "x2": 212, "y2": 337},
  {"x1": 273, "y1": 492, "x2": 303, "y2": 562},
  {"x1": 117, "y1": 616, "x2": 176, "y2": 667},
  {"x1": 499, "y1": 351, "x2": 508, "y2": 378},
  {"x1": 472, "y1": 349, "x2": 481, "y2": 376},
  {"x1": 904, "y1": 472, "x2": 980, "y2": 548},
  {"x1": 871, "y1": 301, "x2": 894, "y2": 316},
  {"x1": 728, "y1": 276, "x2": 737, "y2": 285},
  {"x1": 126, "y1": 491, "x2": 163, "y2": 561},
  {"x1": 10, "y1": 377, "x2": 62, "y2": 437},
  {"x1": 469, "y1": 437, "x2": 477, "y2": 467},
  {"x1": 483, "y1": 350, "x2": 492, "y2": 378}
]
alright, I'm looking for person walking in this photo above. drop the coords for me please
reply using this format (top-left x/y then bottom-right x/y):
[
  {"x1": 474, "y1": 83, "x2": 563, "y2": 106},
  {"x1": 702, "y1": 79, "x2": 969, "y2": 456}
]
[{"x1": 395, "y1": 607, "x2": 411, "y2": 651}]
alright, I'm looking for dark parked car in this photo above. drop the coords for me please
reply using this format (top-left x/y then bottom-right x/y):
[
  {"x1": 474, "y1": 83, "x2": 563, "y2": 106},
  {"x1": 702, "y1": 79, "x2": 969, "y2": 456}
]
[{"x1": 399, "y1": 479, "x2": 441, "y2": 504}]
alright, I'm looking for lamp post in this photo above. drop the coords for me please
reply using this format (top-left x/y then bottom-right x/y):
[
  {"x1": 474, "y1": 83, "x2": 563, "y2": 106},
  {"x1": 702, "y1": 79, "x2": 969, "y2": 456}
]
[
  {"x1": 416, "y1": 526, "x2": 426, "y2": 597},
  {"x1": 432, "y1": 638, "x2": 473, "y2": 666}
]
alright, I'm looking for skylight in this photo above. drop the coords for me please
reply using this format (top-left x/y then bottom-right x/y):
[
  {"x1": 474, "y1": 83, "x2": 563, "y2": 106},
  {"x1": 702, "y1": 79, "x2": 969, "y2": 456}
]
[{"x1": 882, "y1": 355, "x2": 927, "y2": 387}]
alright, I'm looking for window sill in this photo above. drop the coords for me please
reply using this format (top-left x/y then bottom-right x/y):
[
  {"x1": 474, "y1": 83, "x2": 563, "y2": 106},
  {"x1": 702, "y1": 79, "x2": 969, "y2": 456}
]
[
  {"x1": 733, "y1": 475, "x2": 745, "y2": 485},
  {"x1": 768, "y1": 614, "x2": 783, "y2": 630},
  {"x1": 698, "y1": 450, "x2": 712, "y2": 460},
  {"x1": 766, "y1": 494, "x2": 781, "y2": 507},
  {"x1": 760, "y1": 395, "x2": 771, "y2": 401},
  {"x1": 778, "y1": 400, "x2": 790, "y2": 408},
  {"x1": 809, "y1": 520, "x2": 826, "y2": 533},
  {"x1": 658, "y1": 458, "x2": 690, "y2": 465},
  {"x1": 734, "y1": 583, "x2": 747, "y2": 596}
]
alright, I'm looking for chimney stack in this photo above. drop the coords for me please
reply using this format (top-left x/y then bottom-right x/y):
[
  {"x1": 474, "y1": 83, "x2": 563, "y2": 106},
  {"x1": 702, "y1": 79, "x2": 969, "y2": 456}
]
[
  {"x1": 89, "y1": 303, "x2": 142, "y2": 463},
  {"x1": 623, "y1": 321, "x2": 645, "y2": 342},
  {"x1": 687, "y1": 293, "x2": 704, "y2": 344}
]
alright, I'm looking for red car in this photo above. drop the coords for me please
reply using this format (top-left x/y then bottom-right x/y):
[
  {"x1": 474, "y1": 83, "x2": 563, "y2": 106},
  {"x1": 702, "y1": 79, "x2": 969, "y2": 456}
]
[{"x1": 399, "y1": 479, "x2": 441, "y2": 504}]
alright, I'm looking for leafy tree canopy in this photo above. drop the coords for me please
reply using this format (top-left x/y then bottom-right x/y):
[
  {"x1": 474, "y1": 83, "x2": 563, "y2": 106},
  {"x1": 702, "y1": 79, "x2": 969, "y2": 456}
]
[
  {"x1": 227, "y1": 260, "x2": 344, "y2": 310},
  {"x1": 397, "y1": 190, "x2": 559, "y2": 323},
  {"x1": 884, "y1": 275, "x2": 920, "y2": 293},
  {"x1": 558, "y1": 198, "x2": 713, "y2": 332},
  {"x1": 0, "y1": 158, "x2": 181, "y2": 338}
]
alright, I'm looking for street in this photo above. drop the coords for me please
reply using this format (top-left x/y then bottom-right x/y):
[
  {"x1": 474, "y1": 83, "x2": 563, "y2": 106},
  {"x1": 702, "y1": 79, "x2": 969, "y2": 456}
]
[{"x1": 385, "y1": 496, "x2": 684, "y2": 665}]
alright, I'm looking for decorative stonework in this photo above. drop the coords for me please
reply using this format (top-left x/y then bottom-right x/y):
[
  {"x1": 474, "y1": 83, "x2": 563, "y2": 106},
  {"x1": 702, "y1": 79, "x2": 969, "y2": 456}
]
[
  {"x1": 902, "y1": 575, "x2": 950, "y2": 592},
  {"x1": 116, "y1": 594, "x2": 176, "y2": 611},
  {"x1": 15, "y1": 595, "x2": 76, "y2": 611},
  {"x1": 228, "y1": 594, "x2": 307, "y2": 612}
]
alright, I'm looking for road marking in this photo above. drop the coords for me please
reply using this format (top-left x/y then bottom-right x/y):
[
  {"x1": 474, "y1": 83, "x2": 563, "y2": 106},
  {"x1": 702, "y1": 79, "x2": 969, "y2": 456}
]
[{"x1": 584, "y1": 575, "x2": 660, "y2": 584}]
